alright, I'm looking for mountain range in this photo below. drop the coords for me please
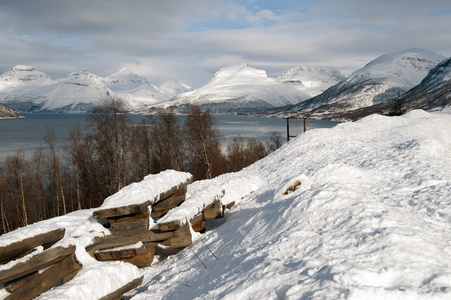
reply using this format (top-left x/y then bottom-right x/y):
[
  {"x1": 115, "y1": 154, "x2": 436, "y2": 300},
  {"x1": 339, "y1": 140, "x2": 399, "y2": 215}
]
[
  {"x1": 272, "y1": 48, "x2": 446, "y2": 118},
  {"x1": 0, "y1": 66, "x2": 190, "y2": 113},
  {"x1": 150, "y1": 63, "x2": 345, "y2": 114},
  {"x1": 0, "y1": 48, "x2": 449, "y2": 116}
]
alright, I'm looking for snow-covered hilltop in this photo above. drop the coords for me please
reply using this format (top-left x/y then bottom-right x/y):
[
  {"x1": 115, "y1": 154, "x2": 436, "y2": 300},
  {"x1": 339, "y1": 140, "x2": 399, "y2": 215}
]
[
  {"x1": 151, "y1": 63, "x2": 315, "y2": 114},
  {"x1": 280, "y1": 49, "x2": 445, "y2": 115},
  {"x1": 0, "y1": 66, "x2": 188, "y2": 113}
]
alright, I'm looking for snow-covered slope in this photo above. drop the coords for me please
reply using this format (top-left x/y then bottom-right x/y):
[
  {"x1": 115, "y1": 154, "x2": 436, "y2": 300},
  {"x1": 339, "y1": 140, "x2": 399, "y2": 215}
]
[
  {"x1": 39, "y1": 69, "x2": 112, "y2": 112},
  {"x1": 398, "y1": 56, "x2": 451, "y2": 111},
  {"x1": 0, "y1": 65, "x2": 56, "y2": 111},
  {"x1": 0, "y1": 66, "x2": 170, "y2": 113},
  {"x1": 154, "y1": 64, "x2": 312, "y2": 114},
  {"x1": 103, "y1": 68, "x2": 171, "y2": 110},
  {"x1": 131, "y1": 109, "x2": 451, "y2": 299},
  {"x1": 158, "y1": 79, "x2": 192, "y2": 98},
  {"x1": 0, "y1": 65, "x2": 53, "y2": 83},
  {"x1": 276, "y1": 66, "x2": 346, "y2": 97},
  {"x1": 2, "y1": 109, "x2": 450, "y2": 299},
  {"x1": 284, "y1": 49, "x2": 445, "y2": 115}
]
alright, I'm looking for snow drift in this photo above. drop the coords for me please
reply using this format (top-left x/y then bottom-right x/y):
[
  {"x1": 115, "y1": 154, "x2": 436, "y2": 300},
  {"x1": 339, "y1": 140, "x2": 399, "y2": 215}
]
[{"x1": 132, "y1": 109, "x2": 451, "y2": 299}]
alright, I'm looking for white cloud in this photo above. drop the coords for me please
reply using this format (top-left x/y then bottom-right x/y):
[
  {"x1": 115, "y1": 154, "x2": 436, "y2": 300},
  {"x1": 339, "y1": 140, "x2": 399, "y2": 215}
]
[{"x1": 0, "y1": 0, "x2": 449, "y2": 87}]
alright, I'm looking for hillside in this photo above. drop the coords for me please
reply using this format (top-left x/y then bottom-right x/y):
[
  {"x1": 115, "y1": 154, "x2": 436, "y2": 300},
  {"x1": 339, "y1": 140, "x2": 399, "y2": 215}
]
[
  {"x1": 398, "y1": 56, "x2": 451, "y2": 111},
  {"x1": 308, "y1": 56, "x2": 451, "y2": 121},
  {"x1": 278, "y1": 49, "x2": 445, "y2": 116},
  {"x1": 0, "y1": 103, "x2": 22, "y2": 119},
  {"x1": 1, "y1": 108, "x2": 450, "y2": 299}
]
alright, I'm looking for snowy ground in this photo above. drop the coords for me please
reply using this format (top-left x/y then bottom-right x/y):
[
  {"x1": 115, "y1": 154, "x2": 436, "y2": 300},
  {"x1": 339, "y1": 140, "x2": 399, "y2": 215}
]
[
  {"x1": 1, "y1": 109, "x2": 450, "y2": 299},
  {"x1": 129, "y1": 109, "x2": 451, "y2": 299}
]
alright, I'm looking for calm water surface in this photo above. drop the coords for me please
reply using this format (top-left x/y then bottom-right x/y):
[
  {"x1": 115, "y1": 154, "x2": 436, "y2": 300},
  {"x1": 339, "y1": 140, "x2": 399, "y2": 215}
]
[{"x1": 0, "y1": 114, "x2": 339, "y2": 162}]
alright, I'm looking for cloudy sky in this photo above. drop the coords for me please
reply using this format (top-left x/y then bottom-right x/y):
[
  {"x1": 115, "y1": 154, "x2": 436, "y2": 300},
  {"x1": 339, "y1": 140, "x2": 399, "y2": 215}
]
[{"x1": 1, "y1": 0, "x2": 450, "y2": 88}]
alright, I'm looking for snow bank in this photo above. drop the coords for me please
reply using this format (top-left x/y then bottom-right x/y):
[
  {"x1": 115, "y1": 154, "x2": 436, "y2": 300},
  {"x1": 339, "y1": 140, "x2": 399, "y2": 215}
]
[
  {"x1": 131, "y1": 109, "x2": 451, "y2": 299},
  {"x1": 100, "y1": 170, "x2": 192, "y2": 209}
]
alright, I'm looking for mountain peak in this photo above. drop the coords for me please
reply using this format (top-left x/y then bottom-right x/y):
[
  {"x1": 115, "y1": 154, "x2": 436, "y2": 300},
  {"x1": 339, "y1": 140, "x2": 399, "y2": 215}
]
[
  {"x1": 104, "y1": 68, "x2": 149, "y2": 87},
  {"x1": 213, "y1": 63, "x2": 268, "y2": 82},
  {"x1": 351, "y1": 48, "x2": 445, "y2": 88},
  {"x1": 1, "y1": 65, "x2": 52, "y2": 82},
  {"x1": 277, "y1": 66, "x2": 346, "y2": 97},
  {"x1": 158, "y1": 80, "x2": 192, "y2": 98}
]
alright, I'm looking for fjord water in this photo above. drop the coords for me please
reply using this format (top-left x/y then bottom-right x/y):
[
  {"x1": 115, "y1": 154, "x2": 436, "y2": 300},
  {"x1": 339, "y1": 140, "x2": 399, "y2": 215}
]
[{"x1": 0, "y1": 114, "x2": 339, "y2": 162}]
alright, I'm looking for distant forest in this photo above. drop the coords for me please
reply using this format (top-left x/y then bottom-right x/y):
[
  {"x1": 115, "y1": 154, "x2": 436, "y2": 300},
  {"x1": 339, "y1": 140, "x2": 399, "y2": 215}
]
[{"x1": 0, "y1": 99, "x2": 282, "y2": 234}]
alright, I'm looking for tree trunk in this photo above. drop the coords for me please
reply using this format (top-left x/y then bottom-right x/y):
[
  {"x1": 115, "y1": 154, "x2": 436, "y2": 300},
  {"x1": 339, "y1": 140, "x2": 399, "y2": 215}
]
[{"x1": 19, "y1": 168, "x2": 28, "y2": 226}]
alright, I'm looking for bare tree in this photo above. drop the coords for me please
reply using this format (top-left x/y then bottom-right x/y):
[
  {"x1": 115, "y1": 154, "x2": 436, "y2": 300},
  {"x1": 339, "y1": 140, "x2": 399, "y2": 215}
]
[
  {"x1": 130, "y1": 118, "x2": 153, "y2": 180},
  {"x1": 0, "y1": 165, "x2": 11, "y2": 234},
  {"x1": 184, "y1": 106, "x2": 225, "y2": 180},
  {"x1": 149, "y1": 110, "x2": 185, "y2": 173},
  {"x1": 44, "y1": 126, "x2": 66, "y2": 216},
  {"x1": 226, "y1": 135, "x2": 247, "y2": 172},
  {"x1": 226, "y1": 136, "x2": 267, "y2": 172},
  {"x1": 86, "y1": 98, "x2": 131, "y2": 194},
  {"x1": 266, "y1": 131, "x2": 283, "y2": 153},
  {"x1": 64, "y1": 123, "x2": 84, "y2": 210},
  {"x1": 30, "y1": 146, "x2": 47, "y2": 221},
  {"x1": 3, "y1": 150, "x2": 30, "y2": 227}
]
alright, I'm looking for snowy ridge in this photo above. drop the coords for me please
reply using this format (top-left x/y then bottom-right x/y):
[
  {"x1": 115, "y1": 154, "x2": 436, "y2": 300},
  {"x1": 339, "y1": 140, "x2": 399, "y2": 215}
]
[
  {"x1": 276, "y1": 66, "x2": 346, "y2": 97},
  {"x1": 103, "y1": 68, "x2": 171, "y2": 110},
  {"x1": 397, "y1": 56, "x2": 451, "y2": 111},
  {"x1": 158, "y1": 79, "x2": 193, "y2": 98},
  {"x1": 283, "y1": 48, "x2": 445, "y2": 114},
  {"x1": 40, "y1": 69, "x2": 111, "y2": 112},
  {"x1": 0, "y1": 65, "x2": 53, "y2": 83},
  {"x1": 155, "y1": 63, "x2": 313, "y2": 114},
  {"x1": 0, "y1": 66, "x2": 178, "y2": 113}
]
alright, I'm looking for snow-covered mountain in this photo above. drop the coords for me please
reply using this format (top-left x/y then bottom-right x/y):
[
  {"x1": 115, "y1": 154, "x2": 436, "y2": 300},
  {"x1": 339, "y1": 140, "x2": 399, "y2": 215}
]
[
  {"x1": 39, "y1": 69, "x2": 112, "y2": 113},
  {"x1": 0, "y1": 66, "x2": 172, "y2": 113},
  {"x1": 0, "y1": 65, "x2": 57, "y2": 111},
  {"x1": 280, "y1": 49, "x2": 445, "y2": 115},
  {"x1": 158, "y1": 79, "x2": 193, "y2": 98},
  {"x1": 152, "y1": 63, "x2": 313, "y2": 114},
  {"x1": 276, "y1": 66, "x2": 346, "y2": 97},
  {"x1": 0, "y1": 103, "x2": 21, "y2": 119},
  {"x1": 398, "y1": 56, "x2": 451, "y2": 111},
  {"x1": 103, "y1": 68, "x2": 171, "y2": 111},
  {"x1": 305, "y1": 56, "x2": 451, "y2": 121}
]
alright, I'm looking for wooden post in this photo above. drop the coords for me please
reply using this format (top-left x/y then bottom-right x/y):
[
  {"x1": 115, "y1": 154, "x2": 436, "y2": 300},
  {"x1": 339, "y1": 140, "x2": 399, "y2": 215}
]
[
  {"x1": 286, "y1": 118, "x2": 290, "y2": 142},
  {"x1": 304, "y1": 118, "x2": 307, "y2": 132}
]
